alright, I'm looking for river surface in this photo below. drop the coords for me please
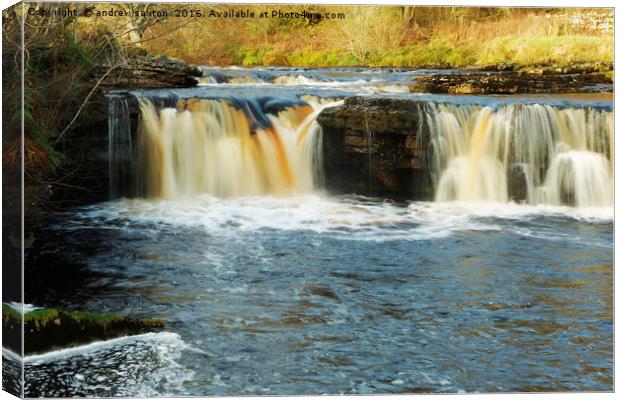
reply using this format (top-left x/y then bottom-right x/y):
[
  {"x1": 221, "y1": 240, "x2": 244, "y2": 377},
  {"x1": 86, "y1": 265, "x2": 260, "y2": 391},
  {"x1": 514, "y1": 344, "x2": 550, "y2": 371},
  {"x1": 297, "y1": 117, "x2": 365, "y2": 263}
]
[
  {"x1": 4, "y1": 67, "x2": 614, "y2": 396},
  {"x1": 15, "y1": 195, "x2": 613, "y2": 396}
]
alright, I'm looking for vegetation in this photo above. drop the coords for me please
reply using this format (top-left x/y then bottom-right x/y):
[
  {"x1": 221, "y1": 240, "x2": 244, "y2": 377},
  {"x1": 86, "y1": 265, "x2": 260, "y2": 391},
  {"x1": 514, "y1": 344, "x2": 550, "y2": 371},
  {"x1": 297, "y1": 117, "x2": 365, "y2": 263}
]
[
  {"x1": 2, "y1": 304, "x2": 165, "y2": 354},
  {"x1": 143, "y1": 6, "x2": 613, "y2": 68},
  {"x1": 2, "y1": 304, "x2": 21, "y2": 320},
  {"x1": 2, "y1": 2, "x2": 174, "y2": 207}
]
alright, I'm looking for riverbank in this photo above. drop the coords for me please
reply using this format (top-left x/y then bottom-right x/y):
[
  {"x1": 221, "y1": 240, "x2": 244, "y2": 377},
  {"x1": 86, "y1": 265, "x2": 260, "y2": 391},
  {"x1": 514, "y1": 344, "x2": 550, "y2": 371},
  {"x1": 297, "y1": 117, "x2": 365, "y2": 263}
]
[{"x1": 142, "y1": 7, "x2": 613, "y2": 69}]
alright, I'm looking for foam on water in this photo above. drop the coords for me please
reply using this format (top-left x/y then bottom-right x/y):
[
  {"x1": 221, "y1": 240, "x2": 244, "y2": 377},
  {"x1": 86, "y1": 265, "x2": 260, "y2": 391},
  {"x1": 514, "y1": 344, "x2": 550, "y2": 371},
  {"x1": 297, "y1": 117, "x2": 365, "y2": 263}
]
[
  {"x1": 22, "y1": 332, "x2": 195, "y2": 397},
  {"x1": 195, "y1": 66, "x2": 414, "y2": 94},
  {"x1": 60, "y1": 194, "x2": 611, "y2": 246},
  {"x1": 4, "y1": 302, "x2": 44, "y2": 314},
  {"x1": 30, "y1": 193, "x2": 613, "y2": 396}
]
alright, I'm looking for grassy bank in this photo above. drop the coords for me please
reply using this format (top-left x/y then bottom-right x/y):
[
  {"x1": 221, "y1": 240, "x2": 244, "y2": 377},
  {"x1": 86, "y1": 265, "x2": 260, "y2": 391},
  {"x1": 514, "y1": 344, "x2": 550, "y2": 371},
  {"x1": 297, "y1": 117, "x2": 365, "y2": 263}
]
[
  {"x1": 143, "y1": 6, "x2": 613, "y2": 68},
  {"x1": 228, "y1": 34, "x2": 612, "y2": 68}
]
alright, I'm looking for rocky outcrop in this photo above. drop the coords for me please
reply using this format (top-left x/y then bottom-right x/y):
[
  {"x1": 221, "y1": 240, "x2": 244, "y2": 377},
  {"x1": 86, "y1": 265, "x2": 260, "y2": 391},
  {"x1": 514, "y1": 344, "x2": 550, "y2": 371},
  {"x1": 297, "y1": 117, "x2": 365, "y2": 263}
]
[
  {"x1": 2, "y1": 305, "x2": 165, "y2": 355},
  {"x1": 410, "y1": 62, "x2": 613, "y2": 94},
  {"x1": 53, "y1": 55, "x2": 201, "y2": 205},
  {"x1": 317, "y1": 97, "x2": 433, "y2": 198},
  {"x1": 92, "y1": 55, "x2": 202, "y2": 89}
]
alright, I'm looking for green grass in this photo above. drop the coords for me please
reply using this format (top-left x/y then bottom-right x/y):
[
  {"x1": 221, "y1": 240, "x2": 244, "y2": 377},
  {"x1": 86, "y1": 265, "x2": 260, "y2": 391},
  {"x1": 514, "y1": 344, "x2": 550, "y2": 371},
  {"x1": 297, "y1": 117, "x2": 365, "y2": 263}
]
[
  {"x1": 233, "y1": 47, "x2": 362, "y2": 67},
  {"x1": 226, "y1": 34, "x2": 612, "y2": 69},
  {"x1": 376, "y1": 35, "x2": 612, "y2": 68},
  {"x1": 287, "y1": 49, "x2": 361, "y2": 67},
  {"x1": 376, "y1": 37, "x2": 476, "y2": 68},
  {"x1": 3, "y1": 304, "x2": 122, "y2": 326}
]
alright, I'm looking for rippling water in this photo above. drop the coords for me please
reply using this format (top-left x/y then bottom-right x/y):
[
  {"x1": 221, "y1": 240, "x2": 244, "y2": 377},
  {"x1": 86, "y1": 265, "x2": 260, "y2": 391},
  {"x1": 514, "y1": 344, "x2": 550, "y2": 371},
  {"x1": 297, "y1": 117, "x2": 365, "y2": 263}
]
[{"x1": 12, "y1": 194, "x2": 613, "y2": 396}]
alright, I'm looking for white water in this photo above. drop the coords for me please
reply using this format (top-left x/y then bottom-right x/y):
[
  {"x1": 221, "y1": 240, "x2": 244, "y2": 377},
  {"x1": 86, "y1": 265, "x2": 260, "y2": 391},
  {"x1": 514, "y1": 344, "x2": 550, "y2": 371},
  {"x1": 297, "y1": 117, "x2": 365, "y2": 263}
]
[
  {"x1": 135, "y1": 98, "x2": 340, "y2": 199},
  {"x1": 21, "y1": 332, "x2": 197, "y2": 397},
  {"x1": 110, "y1": 87, "x2": 612, "y2": 209},
  {"x1": 426, "y1": 103, "x2": 613, "y2": 207},
  {"x1": 197, "y1": 71, "x2": 411, "y2": 93},
  {"x1": 66, "y1": 194, "x2": 612, "y2": 247}
]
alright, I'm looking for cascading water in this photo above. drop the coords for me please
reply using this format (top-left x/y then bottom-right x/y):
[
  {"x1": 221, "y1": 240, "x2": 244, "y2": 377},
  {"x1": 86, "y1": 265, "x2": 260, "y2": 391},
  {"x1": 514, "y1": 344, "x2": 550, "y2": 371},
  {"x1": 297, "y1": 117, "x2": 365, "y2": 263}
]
[
  {"x1": 110, "y1": 95, "x2": 335, "y2": 199},
  {"x1": 26, "y1": 68, "x2": 613, "y2": 396},
  {"x1": 424, "y1": 103, "x2": 613, "y2": 207},
  {"x1": 107, "y1": 94, "x2": 133, "y2": 199}
]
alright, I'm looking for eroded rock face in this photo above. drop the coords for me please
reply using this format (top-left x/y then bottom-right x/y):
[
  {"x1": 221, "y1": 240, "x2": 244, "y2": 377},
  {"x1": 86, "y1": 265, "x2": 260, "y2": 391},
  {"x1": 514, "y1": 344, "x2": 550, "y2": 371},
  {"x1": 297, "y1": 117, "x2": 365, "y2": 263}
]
[
  {"x1": 410, "y1": 63, "x2": 613, "y2": 94},
  {"x1": 317, "y1": 97, "x2": 433, "y2": 199}
]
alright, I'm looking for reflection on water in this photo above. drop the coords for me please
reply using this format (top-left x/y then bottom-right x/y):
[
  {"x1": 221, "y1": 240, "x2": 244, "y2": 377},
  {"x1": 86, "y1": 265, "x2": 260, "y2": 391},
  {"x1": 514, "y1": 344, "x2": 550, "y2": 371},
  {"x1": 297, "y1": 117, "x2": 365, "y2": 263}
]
[{"x1": 16, "y1": 195, "x2": 612, "y2": 396}]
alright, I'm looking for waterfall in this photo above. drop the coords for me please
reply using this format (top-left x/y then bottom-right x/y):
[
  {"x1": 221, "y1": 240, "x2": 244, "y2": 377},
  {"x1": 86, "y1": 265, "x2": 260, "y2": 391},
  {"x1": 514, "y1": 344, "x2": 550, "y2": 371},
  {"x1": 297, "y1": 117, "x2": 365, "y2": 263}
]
[
  {"x1": 111, "y1": 96, "x2": 333, "y2": 199},
  {"x1": 424, "y1": 103, "x2": 613, "y2": 207},
  {"x1": 107, "y1": 94, "x2": 133, "y2": 199}
]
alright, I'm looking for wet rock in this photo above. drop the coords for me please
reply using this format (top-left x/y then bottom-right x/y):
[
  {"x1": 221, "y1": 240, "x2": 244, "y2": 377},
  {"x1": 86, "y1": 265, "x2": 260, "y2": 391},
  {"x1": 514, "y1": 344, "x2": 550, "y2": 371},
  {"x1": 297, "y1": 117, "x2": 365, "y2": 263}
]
[
  {"x1": 508, "y1": 164, "x2": 529, "y2": 203},
  {"x1": 56, "y1": 55, "x2": 201, "y2": 205},
  {"x1": 2, "y1": 304, "x2": 165, "y2": 355},
  {"x1": 317, "y1": 97, "x2": 433, "y2": 199}
]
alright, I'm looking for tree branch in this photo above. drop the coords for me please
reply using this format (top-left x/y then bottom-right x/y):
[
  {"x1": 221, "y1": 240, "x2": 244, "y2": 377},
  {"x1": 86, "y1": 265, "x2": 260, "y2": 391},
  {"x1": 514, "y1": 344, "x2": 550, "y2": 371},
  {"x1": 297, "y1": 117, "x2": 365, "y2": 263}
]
[{"x1": 54, "y1": 63, "x2": 123, "y2": 145}]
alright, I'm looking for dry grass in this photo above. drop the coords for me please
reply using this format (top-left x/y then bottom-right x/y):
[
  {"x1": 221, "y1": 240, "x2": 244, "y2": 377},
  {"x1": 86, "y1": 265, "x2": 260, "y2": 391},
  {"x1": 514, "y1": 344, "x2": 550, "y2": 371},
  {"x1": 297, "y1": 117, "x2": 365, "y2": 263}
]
[{"x1": 139, "y1": 6, "x2": 613, "y2": 67}]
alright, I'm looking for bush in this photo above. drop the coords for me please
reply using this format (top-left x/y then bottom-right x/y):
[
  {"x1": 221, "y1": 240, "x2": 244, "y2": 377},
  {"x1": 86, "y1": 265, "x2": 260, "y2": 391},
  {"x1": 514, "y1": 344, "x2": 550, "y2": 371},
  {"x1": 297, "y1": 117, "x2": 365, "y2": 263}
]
[{"x1": 262, "y1": 50, "x2": 290, "y2": 66}]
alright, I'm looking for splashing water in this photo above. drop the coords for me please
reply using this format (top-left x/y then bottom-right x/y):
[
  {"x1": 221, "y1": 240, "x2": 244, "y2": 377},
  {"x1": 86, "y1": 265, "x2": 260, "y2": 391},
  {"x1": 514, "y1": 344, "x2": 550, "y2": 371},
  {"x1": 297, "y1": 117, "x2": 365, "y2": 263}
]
[
  {"x1": 425, "y1": 103, "x2": 613, "y2": 207},
  {"x1": 112, "y1": 97, "x2": 340, "y2": 199}
]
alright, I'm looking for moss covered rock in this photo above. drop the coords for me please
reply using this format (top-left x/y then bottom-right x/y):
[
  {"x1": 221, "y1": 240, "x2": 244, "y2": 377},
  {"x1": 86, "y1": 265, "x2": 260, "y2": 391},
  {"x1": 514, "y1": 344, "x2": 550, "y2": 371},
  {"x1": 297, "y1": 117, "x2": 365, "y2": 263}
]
[{"x1": 2, "y1": 304, "x2": 165, "y2": 355}]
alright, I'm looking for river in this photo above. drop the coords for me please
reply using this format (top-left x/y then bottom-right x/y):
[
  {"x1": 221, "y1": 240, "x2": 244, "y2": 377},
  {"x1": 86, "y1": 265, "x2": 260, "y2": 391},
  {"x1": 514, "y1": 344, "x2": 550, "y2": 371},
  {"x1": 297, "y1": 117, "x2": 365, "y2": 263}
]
[{"x1": 5, "y1": 67, "x2": 613, "y2": 396}]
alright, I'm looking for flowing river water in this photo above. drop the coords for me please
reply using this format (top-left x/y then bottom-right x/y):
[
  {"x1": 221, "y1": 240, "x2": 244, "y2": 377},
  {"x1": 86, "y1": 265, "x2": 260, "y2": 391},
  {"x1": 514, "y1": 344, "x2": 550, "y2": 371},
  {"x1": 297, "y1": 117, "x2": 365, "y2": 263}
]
[{"x1": 5, "y1": 67, "x2": 613, "y2": 396}]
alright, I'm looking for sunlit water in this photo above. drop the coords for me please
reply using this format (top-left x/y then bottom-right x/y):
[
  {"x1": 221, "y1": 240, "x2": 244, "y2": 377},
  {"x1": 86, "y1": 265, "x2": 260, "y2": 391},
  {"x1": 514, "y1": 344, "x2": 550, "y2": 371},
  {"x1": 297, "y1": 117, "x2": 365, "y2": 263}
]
[
  {"x1": 12, "y1": 194, "x2": 613, "y2": 396},
  {"x1": 6, "y1": 67, "x2": 613, "y2": 396}
]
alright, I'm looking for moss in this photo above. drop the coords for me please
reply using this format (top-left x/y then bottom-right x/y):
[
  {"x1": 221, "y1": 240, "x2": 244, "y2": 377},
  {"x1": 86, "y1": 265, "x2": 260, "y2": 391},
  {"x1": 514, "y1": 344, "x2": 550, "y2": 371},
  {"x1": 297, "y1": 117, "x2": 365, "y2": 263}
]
[
  {"x1": 66, "y1": 310, "x2": 119, "y2": 323},
  {"x1": 2, "y1": 306, "x2": 166, "y2": 355},
  {"x1": 23, "y1": 307, "x2": 59, "y2": 321},
  {"x1": 2, "y1": 304, "x2": 21, "y2": 320}
]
